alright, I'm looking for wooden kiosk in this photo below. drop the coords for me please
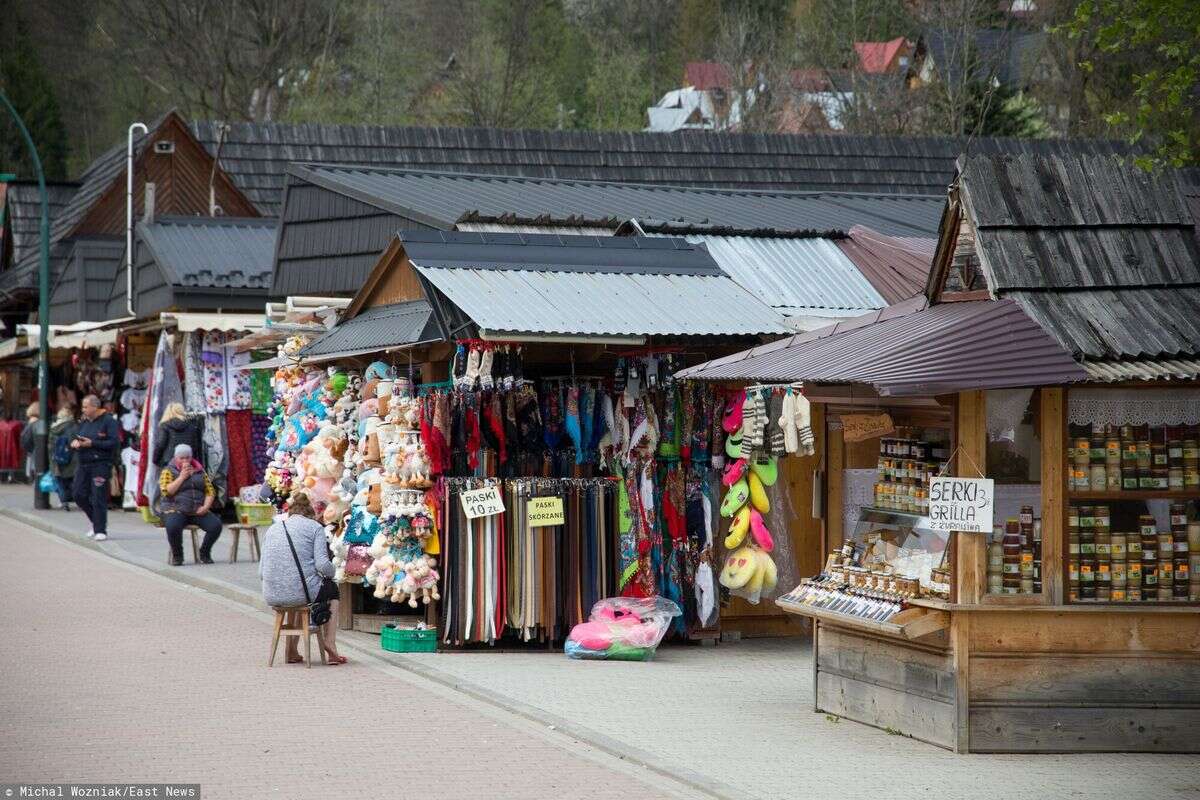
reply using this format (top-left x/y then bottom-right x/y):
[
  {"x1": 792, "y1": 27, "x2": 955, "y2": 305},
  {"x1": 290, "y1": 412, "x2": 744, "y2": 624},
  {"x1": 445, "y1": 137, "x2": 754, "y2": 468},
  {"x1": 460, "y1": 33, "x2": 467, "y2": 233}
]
[
  {"x1": 794, "y1": 386, "x2": 1199, "y2": 753},
  {"x1": 679, "y1": 152, "x2": 1200, "y2": 752}
]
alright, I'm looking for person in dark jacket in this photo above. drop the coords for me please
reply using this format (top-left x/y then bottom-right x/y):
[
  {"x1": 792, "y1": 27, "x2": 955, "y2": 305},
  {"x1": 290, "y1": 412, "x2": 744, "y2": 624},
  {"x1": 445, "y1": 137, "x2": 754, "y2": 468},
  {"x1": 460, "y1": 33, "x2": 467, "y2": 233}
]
[
  {"x1": 71, "y1": 394, "x2": 119, "y2": 540},
  {"x1": 159, "y1": 443, "x2": 222, "y2": 565},
  {"x1": 49, "y1": 406, "x2": 79, "y2": 510},
  {"x1": 153, "y1": 402, "x2": 205, "y2": 468}
]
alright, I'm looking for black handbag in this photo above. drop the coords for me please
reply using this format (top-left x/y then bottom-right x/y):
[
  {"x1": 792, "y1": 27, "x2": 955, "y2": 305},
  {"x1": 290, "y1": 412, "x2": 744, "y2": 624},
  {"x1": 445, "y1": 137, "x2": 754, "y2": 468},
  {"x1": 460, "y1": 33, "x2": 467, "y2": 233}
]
[{"x1": 282, "y1": 521, "x2": 333, "y2": 628}]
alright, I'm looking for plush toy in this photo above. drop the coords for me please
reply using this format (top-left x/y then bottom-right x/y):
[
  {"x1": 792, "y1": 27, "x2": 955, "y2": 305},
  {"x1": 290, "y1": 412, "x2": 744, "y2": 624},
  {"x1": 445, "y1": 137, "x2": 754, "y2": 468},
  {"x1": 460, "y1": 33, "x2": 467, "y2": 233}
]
[{"x1": 390, "y1": 555, "x2": 440, "y2": 608}]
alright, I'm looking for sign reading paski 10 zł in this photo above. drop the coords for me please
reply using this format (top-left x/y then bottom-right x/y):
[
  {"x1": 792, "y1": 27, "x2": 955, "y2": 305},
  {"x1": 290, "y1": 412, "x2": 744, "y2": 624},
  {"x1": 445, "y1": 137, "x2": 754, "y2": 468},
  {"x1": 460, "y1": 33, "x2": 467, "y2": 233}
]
[{"x1": 460, "y1": 485, "x2": 505, "y2": 519}]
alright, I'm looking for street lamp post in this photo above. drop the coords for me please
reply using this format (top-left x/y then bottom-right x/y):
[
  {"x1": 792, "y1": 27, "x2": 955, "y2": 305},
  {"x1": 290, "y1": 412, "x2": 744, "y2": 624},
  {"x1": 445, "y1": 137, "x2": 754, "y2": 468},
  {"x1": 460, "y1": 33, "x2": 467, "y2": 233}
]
[{"x1": 1, "y1": 89, "x2": 52, "y2": 509}]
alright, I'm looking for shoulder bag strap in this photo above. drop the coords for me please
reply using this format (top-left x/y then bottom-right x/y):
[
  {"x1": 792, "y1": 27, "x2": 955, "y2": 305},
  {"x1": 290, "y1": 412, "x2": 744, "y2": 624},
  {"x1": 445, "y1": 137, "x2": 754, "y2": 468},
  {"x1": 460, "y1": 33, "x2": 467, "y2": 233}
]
[{"x1": 281, "y1": 520, "x2": 313, "y2": 605}]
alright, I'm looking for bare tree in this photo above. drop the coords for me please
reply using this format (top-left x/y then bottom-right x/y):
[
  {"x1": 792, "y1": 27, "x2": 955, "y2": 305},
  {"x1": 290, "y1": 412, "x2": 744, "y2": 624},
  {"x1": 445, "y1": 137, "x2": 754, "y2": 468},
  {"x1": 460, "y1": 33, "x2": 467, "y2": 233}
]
[
  {"x1": 712, "y1": 9, "x2": 791, "y2": 133},
  {"x1": 102, "y1": 0, "x2": 348, "y2": 122}
]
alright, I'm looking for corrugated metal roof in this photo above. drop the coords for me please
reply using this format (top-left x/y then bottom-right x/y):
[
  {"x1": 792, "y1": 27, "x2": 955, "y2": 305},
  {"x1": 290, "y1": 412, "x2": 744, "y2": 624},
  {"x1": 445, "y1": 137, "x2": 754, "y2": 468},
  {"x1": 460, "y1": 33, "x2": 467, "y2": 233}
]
[
  {"x1": 677, "y1": 298, "x2": 1088, "y2": 393},
  {"x1": 836, "y1": 225, "x2": 933, "y2": 304},
  {"x1": 415, "y1": 266, "x2": 788, "y2": 338},
  {"x1": 302, "y1": 300, "x2": 439, "y2": 356},
  {"x1": 1007, "y1": 287, "x2": 1200, "y2": 361},
  {"x1": 290, "y1": 164, "x2": 947, "y2": 237},
  {"x1": 647, "y1": 232, "x2": 885, "y2": 315},
  {"x1": 397, "y1": 230, "x2": 789, "y2": 338},
  {"x1": 138, "y1": 216, "x2": 278, "y2": 289}
]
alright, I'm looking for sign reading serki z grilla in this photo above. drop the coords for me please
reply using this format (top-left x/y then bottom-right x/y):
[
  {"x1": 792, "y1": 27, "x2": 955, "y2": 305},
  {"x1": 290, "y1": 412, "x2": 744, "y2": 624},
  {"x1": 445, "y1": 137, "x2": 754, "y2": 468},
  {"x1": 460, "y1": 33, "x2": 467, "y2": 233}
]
[
  {"x1": 526, "y1": 496, "x2": 565, "y2": 527},
  {"x1": 927, "y1": 476, "x2": 994, "y2": 533}
]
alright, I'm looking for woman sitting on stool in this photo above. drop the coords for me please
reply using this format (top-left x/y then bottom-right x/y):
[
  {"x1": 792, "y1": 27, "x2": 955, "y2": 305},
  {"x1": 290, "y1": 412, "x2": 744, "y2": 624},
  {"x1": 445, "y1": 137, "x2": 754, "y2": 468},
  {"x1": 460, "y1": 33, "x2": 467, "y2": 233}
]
[{"x1": 159, "y1": 444, "x2": 222, "y2": 565}]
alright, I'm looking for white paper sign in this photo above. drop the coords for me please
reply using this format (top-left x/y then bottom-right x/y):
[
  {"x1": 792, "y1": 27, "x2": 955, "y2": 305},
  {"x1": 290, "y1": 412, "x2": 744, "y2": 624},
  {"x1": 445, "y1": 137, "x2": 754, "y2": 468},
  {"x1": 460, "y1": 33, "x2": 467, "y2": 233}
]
[
  {"x1": 460, "y1": 485, "x2": 505, "y2": 519},
  {"x1": 927, "y1": 476, "x2": 994, "y2": 533}
]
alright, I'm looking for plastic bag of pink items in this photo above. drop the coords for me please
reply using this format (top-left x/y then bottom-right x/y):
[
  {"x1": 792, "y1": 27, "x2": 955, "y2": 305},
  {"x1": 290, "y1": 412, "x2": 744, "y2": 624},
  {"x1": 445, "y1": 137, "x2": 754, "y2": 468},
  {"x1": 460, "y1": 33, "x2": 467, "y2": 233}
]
[{"x1": 564, "y1": 596, "x2": 681, "y2": 661}]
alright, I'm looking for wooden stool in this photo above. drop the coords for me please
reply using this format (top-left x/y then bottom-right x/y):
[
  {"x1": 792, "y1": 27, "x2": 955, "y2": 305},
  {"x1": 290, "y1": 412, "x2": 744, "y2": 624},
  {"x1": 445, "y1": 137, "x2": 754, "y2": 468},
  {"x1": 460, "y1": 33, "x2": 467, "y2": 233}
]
[
  {"x1": 166, "y1": 526, "x2": 203, "y2": 564},
  {"x1": 268, "y1": 606, "x2": 325, "y2": 668},
  {"x1": 228, "y1": 525, "x2": 260, "y2": 563},
  {"x1": 185, "y1": 525, "x2": 201, "y2": 563}
]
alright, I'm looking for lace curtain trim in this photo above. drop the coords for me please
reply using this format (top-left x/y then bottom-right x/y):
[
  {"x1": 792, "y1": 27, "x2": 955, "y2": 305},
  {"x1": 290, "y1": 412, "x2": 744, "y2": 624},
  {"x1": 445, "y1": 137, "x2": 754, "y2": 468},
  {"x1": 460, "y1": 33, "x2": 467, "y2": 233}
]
[
  {"x1": 986, "y1": 388, "x2": 1035, "y2": 437},
  {"x1": 842, "y1": 469, "x2": 878, "y2": 540},
  {"x1": 1068, "y1": 388, "x2": 1200, "y2": 426}
]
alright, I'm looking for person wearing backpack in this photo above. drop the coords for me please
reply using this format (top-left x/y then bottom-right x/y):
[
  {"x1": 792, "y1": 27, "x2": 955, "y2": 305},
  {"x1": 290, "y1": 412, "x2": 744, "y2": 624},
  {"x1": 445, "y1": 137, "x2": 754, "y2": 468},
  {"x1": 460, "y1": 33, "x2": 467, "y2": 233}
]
[{"x1": 49, "y1": 406, "x2": 79, "y2": 510}]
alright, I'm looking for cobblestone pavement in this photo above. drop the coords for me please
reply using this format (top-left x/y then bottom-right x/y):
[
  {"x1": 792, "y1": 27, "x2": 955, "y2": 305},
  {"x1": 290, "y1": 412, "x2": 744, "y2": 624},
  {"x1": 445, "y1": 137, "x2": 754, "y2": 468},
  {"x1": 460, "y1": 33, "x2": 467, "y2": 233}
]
[
  {"x1": 3, "y1": 487, "x2": 1199, "y2": 800},
  {"x1": 0, "y1": 513, "x2": 701, "y2": 800}
]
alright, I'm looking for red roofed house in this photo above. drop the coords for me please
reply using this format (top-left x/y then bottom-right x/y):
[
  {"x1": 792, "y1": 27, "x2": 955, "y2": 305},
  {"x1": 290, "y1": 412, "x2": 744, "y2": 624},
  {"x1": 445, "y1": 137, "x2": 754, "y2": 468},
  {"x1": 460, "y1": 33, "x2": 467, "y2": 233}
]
[{"x1": 854, "y1": 37, "x2": 913, "y2": 74}]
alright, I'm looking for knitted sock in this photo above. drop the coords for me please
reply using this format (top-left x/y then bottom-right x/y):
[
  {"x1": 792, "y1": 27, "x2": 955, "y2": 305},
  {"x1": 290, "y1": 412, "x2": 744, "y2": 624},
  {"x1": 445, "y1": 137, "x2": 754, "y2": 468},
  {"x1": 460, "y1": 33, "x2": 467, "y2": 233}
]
[{"x1": 768, "y1": 392, "x2": 786, "y2": 456}]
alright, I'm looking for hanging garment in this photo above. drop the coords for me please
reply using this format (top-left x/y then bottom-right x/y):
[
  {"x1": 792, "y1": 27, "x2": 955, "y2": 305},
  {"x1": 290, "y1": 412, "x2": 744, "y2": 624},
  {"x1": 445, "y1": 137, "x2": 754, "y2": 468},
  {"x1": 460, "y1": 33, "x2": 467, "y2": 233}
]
[
  {"x1": 781, "y1": 390, "x2": 799, "y2": 454},
  {"x1": 201, "y1": 331, "x2": 228, "y2": 413},
  {"x1": 794, "y1": 391, "x2": 816, "y2": 456},
  {"x1": 768, "y1": 391, "x2": 787, "y2": 456},
  {"x1": 250, "y1": 414, "x2": 272, "y2": 482},
  {"x1": 225, "y1": 409, "x2": 254, "y2": 499}
]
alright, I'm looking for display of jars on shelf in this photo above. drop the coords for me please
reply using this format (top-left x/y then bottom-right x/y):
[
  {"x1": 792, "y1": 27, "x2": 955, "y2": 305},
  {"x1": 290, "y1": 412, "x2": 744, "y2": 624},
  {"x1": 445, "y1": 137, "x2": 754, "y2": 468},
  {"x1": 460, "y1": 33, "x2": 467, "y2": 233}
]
[
  {"x1": 986, "y1": 506, "x2": 1042, "y2": 596},
  {"x1": 872, "y1": 432, "x2": 948, "y2": 514},
  {"x1": 1068, "y1": 422, "x2": 1200, "y2": 494},
  {"x1": 1067, "y1": 502, "x2": 1199, "y2": 603}
]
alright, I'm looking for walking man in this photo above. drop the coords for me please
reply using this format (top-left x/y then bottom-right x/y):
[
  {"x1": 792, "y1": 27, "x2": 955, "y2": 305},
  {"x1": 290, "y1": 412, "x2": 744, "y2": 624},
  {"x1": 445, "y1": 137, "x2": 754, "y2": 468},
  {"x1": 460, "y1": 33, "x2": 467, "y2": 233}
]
[{"x1": 71, "y1": 395, "x2": 119, "y2": 541}]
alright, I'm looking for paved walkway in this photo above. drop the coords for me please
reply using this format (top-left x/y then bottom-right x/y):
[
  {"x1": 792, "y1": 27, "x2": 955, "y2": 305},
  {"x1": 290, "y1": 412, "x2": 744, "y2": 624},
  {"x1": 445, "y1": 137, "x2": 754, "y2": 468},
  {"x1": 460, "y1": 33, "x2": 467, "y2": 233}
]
[
  {"x1": 4, "y1": 487, "x2": 1199, "y2": 799},
  {"x1": 0, "y1": 513, "x2": 700, "y2": 800}
]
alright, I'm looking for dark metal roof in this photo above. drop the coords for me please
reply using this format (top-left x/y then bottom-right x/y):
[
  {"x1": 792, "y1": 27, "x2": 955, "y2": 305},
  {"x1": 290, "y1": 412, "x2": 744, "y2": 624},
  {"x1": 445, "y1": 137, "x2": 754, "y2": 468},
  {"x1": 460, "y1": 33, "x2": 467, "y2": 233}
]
[
  {"x1": 190, "y1": 119, "x2": 1142, "y2": 212},
  {"x1": 399, "y1": 229, "x2": 723, "y2": 275},
  {"x1": 398, "y1": 231, "x2": 790, "y2": 338},
  {"x1": 288, "y1": 164, "x2": 948, "y2": 236},
  {"x1": 3, "y1": 181, "x2": 79, "y2": 266},
  {"x1": 301, "y1": 300, "x2": 439, "y2": 357},
  {"x1": 677, "y1": 297, "x2": 1087, "y2": 393},
  {"x1": 137, "y1": 216, "x2": 278, "y2": 290},
  {"x1": 836, "y1": 225, "x2": 934, "y2": 304}
]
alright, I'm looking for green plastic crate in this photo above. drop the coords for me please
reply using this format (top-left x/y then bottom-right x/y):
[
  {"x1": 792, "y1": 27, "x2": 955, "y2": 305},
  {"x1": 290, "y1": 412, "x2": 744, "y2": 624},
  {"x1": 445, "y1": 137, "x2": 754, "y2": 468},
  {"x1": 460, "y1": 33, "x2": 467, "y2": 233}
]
[
  {"x1": 381, "y1": 624, "x2": 437, "y2": 653},
  {"x1": 235, "y1": 501, "x2": 275, "y2": 527}
]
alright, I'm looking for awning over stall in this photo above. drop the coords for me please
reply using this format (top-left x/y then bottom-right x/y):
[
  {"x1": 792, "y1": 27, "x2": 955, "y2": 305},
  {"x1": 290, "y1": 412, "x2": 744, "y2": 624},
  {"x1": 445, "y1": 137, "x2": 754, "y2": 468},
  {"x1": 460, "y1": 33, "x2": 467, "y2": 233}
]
[
  {"x1": 677, "y1": 297, "x2": 1088, "y2": 394},
  {"x1": 301, "y1": 300, "x2": 440, "y2": 358}
]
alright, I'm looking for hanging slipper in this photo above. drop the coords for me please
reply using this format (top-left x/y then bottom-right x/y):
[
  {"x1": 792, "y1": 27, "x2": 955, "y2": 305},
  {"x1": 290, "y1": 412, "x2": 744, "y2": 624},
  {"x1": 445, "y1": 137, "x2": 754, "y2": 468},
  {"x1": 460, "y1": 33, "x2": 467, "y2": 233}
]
[
  {"x1": 749, "y1": 508, "x2": 774, "y2": 552},
  {"x1": 724, "y1": 505, "x2": 752, "y2": 549},
  {"x1": 724, "y1": 425, "x2": 745, "y2": 459},
  {"x1": 722, "y1": 389, "x2": 745, "y2": 433},
  {"x1": 719, "y1": 547, "x2": 757, "y2": 589},
  {"x1": 760, "y1": 549, "x2": 778, "y2": 592},
  {"x1": 750, "y1": 455, "x2": 778, "y2": 487},
  {"x1": 748, "y1": 471, "x2": 770, "y2": 514},
  {"x1": 722, "y1": 457, "x2": 748, "y2": 487},
  {"x1": 720, "y1": 477, "x2": 749, "y2": 518}
]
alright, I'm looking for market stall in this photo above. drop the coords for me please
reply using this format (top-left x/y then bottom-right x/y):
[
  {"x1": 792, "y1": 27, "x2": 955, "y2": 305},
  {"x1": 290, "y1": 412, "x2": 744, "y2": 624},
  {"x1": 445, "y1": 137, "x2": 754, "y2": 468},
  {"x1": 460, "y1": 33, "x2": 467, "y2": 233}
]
[
  {"x1": 258, "y1": 230, "x2": 827, "y2": 645},
  {"x1": 677, "y1": 153, "x2": 1200, "y2": 753}
]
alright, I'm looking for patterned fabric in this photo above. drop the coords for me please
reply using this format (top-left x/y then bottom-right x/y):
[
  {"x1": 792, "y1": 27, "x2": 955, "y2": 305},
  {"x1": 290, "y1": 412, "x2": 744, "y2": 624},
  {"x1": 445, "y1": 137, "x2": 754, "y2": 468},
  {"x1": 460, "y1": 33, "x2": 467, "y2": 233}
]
[
  {"x1": 182, "y1": 332, "x2": 206, "y2": 415},
  {"x1": 250, "y1": 369, "x2": 273, "y2": 414},
  {"x1": 225, "y1": 409, "x2": 254, "y2": 500},
  {"x1": 202, "y1": 331, "x2": 227, "y2": 413},
  {"x1": 225, "y1": 345, "x2": 253, "y2": 410},
  {"x1": 250, "y1": 414, "x2": 272, "y2": 481}
]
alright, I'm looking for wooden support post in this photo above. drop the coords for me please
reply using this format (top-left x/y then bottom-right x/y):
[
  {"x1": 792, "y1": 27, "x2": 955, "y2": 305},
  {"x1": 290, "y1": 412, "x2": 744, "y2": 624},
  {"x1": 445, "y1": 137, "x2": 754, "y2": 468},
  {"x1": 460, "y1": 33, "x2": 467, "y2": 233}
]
[
  {"x1": 1040, "y1": 387, "x2": 1065, "y2": 604},
  {"x1": 956, "y1": 390, "x2": 987, "y2": 606},
  {"x1": 827, "y1": 422, "x2": 845, "y2": 554},
  {"x1": 951, "y1": 612, "x2": 971, "y2": 753}
]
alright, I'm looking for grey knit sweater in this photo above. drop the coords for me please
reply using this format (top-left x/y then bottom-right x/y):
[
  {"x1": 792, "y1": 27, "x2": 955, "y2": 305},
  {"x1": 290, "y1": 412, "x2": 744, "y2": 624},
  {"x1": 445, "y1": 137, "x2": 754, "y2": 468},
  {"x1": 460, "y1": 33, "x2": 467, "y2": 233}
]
[{"x1": 259, "y1": 515, "x2": 335, "y2": 607}]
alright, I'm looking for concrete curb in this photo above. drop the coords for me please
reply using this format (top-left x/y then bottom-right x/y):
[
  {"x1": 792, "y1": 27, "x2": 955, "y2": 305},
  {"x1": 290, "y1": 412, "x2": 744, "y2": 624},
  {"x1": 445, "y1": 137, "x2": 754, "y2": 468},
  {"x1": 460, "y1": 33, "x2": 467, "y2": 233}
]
[{"x1": 1, "y1": 505, "x2": 744, "y2": 800}]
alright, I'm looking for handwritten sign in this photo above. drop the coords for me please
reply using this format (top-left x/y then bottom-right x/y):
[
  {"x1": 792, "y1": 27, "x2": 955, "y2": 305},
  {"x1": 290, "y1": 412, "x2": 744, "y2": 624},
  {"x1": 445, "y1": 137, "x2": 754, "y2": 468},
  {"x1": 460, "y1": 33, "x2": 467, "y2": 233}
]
[
  {"x1": 842, "y1": 413, "x2": 895, "y2": 443},
  {"x1": 927, "y1": 476, "x2": 994, "y2": 533},
  {"x1": 527, "y1": 496, "x2": 565, "y2": 528},
  {"x1": 461, "y1": 485, "x2": 505, "y2": 519}
]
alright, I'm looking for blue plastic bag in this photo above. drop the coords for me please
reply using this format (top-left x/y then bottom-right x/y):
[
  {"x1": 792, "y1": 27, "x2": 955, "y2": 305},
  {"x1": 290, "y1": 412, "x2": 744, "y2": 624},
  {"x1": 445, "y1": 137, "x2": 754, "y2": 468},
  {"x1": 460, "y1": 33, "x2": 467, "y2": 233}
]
[{"x1": 38, "y1": 471, "x2": 59, "y2": 494}]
